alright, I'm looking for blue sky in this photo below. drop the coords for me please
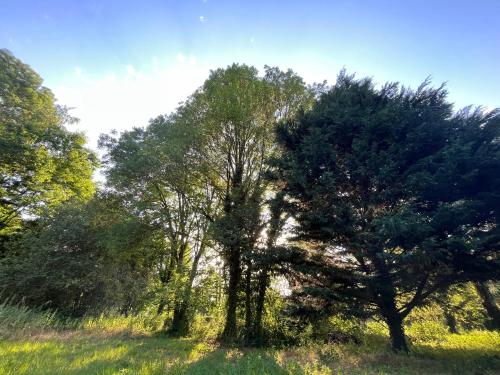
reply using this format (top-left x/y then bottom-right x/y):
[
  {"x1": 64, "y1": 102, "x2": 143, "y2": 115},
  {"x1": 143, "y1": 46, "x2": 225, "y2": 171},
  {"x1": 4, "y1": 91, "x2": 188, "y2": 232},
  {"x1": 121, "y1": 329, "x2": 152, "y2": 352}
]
[{"x1": 1, "y1": 0, "x2": 499, "y2": 149}]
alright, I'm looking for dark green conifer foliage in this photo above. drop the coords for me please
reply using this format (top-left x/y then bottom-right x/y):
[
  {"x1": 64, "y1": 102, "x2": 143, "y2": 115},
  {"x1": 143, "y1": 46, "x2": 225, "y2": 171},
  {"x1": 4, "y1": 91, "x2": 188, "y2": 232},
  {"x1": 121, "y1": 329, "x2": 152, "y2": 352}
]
[{"x1": 273, "y1": 71, "x2": 500, "y2": 352}]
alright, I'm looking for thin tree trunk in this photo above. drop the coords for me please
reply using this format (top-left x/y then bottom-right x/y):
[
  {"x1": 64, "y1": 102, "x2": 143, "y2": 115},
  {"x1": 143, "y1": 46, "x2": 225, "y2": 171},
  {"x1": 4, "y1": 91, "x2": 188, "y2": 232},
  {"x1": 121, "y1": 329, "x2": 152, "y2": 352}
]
[
  {"x1": 443, "y1": 308, "x2": 458, "y2": 334},
  {"x1": 244, "y1": 259, "x2": 253, "y2": 342},
  {"x1": 475, "y1": 282, "x2": 500, "y2": 330},
  {"x1": 157, "y1": 299, "x2": 166, "y2": 316},
  {"x1": 253, "y1": 268, "x2": 269, "y2": 345}
]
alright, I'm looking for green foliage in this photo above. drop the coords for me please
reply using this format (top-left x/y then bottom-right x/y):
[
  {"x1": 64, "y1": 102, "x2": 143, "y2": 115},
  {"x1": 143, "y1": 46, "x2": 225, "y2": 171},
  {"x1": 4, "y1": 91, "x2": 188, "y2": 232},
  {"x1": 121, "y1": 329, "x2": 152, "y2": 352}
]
[
  {"x1": 1, "y1": 50, "x2": 498, "y2": 365},
  {"x1": 312, "y1": 316, "x2": 364, "y2": 344},
  {"x1": 0, "y1": 195, "x2": 159, "y2": 316},
  {"x1": 406, "y1": 283, "x2": 488, "y2": 334},
  {"x1": 0, "y1": 49, "x2": 97, "y2": 236},
  {"x1": 406, "y1": 318, "x2": 449, "y2": 343},
  {"x1": 443, "y1": 284, "x2": 487, "y2": 330},
  {"x1": 273, "y1": 71, "x2": 500, "y2": 351}
]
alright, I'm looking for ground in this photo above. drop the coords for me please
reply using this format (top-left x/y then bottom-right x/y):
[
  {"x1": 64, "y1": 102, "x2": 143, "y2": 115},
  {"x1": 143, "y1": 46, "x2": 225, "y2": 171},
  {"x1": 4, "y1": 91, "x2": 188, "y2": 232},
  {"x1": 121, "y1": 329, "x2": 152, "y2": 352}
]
[{"x1": 1, "y1": 328, "x2": 499, "y2": 375}]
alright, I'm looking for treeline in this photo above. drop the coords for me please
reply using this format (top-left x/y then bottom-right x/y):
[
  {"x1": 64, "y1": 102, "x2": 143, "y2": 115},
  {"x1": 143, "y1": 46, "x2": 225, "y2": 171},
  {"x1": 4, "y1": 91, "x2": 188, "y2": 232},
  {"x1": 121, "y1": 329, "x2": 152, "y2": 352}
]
[{"x1": 0, "y1": 49, "x2": 499, "y2": 352}]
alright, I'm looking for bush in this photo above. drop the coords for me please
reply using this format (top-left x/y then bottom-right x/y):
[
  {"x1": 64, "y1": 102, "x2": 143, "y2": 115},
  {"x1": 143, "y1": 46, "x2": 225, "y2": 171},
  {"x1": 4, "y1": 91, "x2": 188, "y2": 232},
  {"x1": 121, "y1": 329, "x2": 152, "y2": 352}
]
[
  {"x1": 407, "y1": 320, "x2": 449, "y2": 343},
  {"x1": 0, "y1": 198, "x2": 159, "y2": 317},
  {"x1": 311, "y1": 316, "x2": 363, "y2": 345},
  {"x1": 80, "y1": 310, "x2": 164, "y2": 334}
]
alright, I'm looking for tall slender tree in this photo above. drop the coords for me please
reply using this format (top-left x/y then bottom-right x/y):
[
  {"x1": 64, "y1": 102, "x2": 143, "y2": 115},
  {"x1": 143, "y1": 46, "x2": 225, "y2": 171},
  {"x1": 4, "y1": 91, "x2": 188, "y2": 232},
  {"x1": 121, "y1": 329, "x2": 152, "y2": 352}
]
[
  {"x1": 101, "y1": 105, "x2": 218, "y2": 335},
  {"x1": 190, "y1": 64, "x2": 313, "y2": 341}
]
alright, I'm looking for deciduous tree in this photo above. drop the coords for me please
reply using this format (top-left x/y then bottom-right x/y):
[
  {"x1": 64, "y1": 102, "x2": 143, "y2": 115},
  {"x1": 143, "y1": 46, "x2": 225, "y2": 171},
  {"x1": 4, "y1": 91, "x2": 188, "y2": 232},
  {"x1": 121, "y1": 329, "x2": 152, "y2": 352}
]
[{"x1": 0, "y1": 49, "x2": 96, "y2": 236}]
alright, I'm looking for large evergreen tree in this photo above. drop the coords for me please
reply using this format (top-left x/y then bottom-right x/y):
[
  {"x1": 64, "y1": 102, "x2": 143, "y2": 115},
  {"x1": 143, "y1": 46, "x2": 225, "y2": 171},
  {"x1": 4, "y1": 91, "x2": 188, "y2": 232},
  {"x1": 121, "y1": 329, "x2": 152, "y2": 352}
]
[{"x1": 274, "y1": 72, "x2": 500, "y2": 351}]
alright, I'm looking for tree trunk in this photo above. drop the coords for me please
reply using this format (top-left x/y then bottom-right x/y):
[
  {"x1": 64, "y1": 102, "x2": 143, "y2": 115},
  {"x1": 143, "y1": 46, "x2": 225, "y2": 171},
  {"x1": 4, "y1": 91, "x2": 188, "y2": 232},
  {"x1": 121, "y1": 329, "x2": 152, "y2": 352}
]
[
  {"x1": 170, "y1": 305, "x2": 188, "y2": 336},
  {"x1": 253, "y1": 268, "x2": 269, "y2": 345},
  {"x1": 221, "y1": 248, "x2": 241, "y2": 342},
  {"x1": 157, "y1": 299, "x2": 166, "y2": 316},
  {"x1": 170, "y1": 242, "x2": 206, "y2": 336},
  {"x1": 475, "y1": 282, "x2": 500, "y2": 330},
  {"x1": 157, "y1": 245, "x2": 178, "y2": 317},
  {"x1": 244, "y1": 259, "x2": 253, "y2": 342},
  {"x1": 443, "y1": 308, "x2": 458, "y2": 334},
  {"x1": 386, "y1": 314, "x2": 408, "y2": 353},
  {"x1": 370, "y1": 251, "x2": 409, "y2": 352},
  {"x1": 170, "y1": 280, "x2": 193, "y2": 336}
]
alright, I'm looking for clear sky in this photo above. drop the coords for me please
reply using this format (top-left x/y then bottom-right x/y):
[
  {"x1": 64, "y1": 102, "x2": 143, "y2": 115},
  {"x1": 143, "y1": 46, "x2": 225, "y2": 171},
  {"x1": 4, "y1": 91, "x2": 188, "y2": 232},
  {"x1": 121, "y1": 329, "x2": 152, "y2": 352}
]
[{"x1": 1, "y1": 0, "x2": 499, "y2": 149}]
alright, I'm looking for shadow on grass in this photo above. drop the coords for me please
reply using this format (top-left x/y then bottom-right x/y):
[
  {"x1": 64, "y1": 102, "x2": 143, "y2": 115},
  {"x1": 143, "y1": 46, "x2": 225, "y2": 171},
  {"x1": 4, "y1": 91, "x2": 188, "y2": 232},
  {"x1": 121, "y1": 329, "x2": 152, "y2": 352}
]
[
  {"x1": 2, "y1": 331, "x2": 499, "y2": 375},
  {"x1": 174, "y1": 348, "x2": 304, "y2": 375},
  {"x1": 411, "y1": 341, "x2": 500, "y2": 374}
]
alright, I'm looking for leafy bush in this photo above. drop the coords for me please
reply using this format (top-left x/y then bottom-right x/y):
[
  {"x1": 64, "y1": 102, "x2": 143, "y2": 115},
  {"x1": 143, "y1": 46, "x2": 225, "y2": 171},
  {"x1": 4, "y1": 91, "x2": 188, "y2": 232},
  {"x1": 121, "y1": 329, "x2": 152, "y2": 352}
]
[
  {"x1": 407, "y1": 320, "x2": 450, "y2": 343},
  {"x1": 311, "y1": 316, "x2": 363, "y2": 344},
  {"x1": 189, "y1": 310, "x2": 225, "y2": 341},
  {"x1": 0, "y1": 197, "x2": 159, "y2": 317}
]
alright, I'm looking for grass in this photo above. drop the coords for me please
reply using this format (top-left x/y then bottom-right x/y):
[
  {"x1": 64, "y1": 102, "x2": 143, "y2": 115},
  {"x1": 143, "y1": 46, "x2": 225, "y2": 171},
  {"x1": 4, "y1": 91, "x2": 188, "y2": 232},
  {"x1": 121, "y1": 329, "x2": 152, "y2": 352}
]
[
  {"x1": 0, "y1": 304, "x2": 499, "y2": 374},
  {"x1": 1, "y1": 329, "x2": 499, "y2": 374}
]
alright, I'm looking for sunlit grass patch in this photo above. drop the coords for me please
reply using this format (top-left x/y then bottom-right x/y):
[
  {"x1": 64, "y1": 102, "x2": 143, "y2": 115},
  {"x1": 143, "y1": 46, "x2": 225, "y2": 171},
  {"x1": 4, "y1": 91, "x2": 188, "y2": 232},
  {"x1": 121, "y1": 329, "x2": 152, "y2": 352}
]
[
  {"x1": 1, "y1": 308, "x2": 499, "y2": 375},
  {"x1": 1, "y1": 330, "x2": 500, "y2": 375},
  {"x1": 0, "y1": 334, "x2": 214, "y2": 375},
  {"x1": 412, "y1": 330, "x2": 500, "y2": 371},
  {"x1": 79, "y1": 311, "x2": 165, "y2": 335}
]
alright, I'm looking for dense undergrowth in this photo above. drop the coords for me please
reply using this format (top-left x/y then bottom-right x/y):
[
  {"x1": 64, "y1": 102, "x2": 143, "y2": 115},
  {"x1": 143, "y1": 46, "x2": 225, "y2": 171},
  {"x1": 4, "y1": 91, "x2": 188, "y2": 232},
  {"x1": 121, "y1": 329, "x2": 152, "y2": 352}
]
[{"x1": 1, "y1": 301, "x2": 499, "y2": 375}]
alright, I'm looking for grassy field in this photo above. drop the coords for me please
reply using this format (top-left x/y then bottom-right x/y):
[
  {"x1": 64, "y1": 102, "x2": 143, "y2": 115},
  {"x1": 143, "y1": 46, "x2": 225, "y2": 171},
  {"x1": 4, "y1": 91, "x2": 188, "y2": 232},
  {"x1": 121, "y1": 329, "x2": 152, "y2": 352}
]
[
  {"x1": 0, "y1": 302, "x2": 499, "y2": 375},
  {"x1": 1, "y1": 326, "x2": 499, "y2": 374}
]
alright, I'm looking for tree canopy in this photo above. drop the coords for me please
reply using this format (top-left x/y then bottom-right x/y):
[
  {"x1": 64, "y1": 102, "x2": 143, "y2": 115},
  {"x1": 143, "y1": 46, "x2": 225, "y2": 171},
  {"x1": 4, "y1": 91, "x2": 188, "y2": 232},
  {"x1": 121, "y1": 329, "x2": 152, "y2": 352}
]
[
  {"x1": 0, "y1": 49, "x2": 97, "y2": 236},
  {"x1": 1, "y1": 51, "x2": 498, "y2": 354},
  {"x1": 272, "y1": 72, "x2": 500, "y2": 351}
]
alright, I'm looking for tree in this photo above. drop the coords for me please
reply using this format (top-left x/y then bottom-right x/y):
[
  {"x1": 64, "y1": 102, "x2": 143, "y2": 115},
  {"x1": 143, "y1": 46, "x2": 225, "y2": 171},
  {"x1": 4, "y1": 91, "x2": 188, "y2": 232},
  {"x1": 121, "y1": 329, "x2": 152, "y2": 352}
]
[
  {"x1": 101, "y1": 105, "x2": 218, "y2": 335},
  {"x1": 273, "y1": 72, "x2": 500, "y2": 351},
  {"x1": 195, "y1": 64, "x2": 274, "y2": 341},
  {"x1": 0, "y1": 49, "x2": 97, "y2": 236},
  {"x1": 189, "y1": 64, "x2": 313, "y2": 341}
]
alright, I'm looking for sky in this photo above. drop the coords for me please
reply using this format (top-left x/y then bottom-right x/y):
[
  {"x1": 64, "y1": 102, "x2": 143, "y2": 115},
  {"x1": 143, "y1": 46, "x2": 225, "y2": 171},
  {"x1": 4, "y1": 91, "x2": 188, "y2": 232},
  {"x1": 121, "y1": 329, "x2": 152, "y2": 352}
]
[{"x1": 1, "y1": 0, "x2": 499, "y2": 150}]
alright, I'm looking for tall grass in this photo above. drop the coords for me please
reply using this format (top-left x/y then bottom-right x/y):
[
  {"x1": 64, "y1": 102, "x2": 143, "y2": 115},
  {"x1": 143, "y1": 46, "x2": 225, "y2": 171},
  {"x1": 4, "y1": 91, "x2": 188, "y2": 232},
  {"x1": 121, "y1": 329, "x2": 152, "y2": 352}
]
[
  {"x1": 0, "y1": 298, "x2": 65, "y2": 338},
  {"x1": 0, "y1": 297, "x2": 171, "y2": 340},
  {"x1": 79, "y1": 310, "x2": 165, "y2": 334},
  {"x1": 1, "y1": 299, "x2": 499, "y2": 374}
]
